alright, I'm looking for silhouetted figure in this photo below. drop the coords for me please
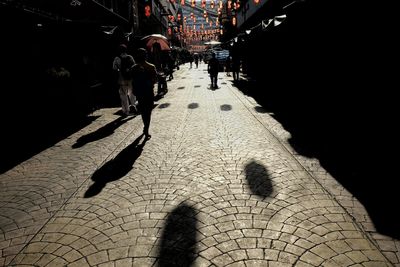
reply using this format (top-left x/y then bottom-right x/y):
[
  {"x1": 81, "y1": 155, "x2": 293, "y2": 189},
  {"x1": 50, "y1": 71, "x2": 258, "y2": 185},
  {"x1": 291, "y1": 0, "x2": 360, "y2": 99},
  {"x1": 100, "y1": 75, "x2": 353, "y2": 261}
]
[
  {"x1": 166, "y1": 52, "x2": 175, "y2": 80},
  {"x1": 207, "y1": 52, "x2": 219, "y2": 88},
  {"x1": 157, "y1": 70, "x2": 168, "y2": 97},
  {"x1": 132, "y1": 48, "x2": 158, "y2": 139},
  {"x1": 152, "y1": 41, "x2": 162, "y2": 71},
  {"x1": 232, "y1": 54, "x2": 240, "y2": 81},
  {"x1": 225, "y1": 56, "x2": 231, "y2": 76},
  {"x1": 194, "y1": 53, "x2": 199, "y2": 68},
  {"x1": 189, "y1": 53, "x2": 193, "y2": 68},
  {"x1": 112, "y1": 44, "x2": 137, "y2": 116}
]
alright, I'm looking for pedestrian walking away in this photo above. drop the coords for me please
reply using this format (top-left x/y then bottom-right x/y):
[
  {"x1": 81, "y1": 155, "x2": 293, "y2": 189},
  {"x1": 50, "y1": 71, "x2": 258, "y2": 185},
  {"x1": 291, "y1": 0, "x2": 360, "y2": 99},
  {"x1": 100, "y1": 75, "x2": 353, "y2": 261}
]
[
  {"x1": 231, "y1": 53, "x2": 240, "y2": 81},
  {"x1": 112, "y1": 44, "x2": 137, "y2": 116},
  {"x1": 207, "y1": 52, "x2": 219, "y2": 88},
  {"x1": 225, "y1": 56, "x2": 231, "y2": 76},
  {"x1": 132, "y1": 48, "x2": 158, "y2": 139},
  {"x1": 194, "y1": 53, "x2": 199, "y2": 68}
]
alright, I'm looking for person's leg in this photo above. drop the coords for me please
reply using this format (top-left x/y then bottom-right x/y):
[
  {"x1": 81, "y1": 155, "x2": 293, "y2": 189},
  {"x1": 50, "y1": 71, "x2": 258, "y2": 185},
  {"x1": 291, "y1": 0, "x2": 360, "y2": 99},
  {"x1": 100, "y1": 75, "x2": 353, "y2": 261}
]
[
  {"x1": 141, "y1": 109, "x2": 152, "y2": 137},
  {"x1": 214, "y1": 73, "x2": 218, "y2": 88},
  {"x1": 157, "y1": 80, "x2": 162, "y2": 95},
  {"x1": 127, "y1": 81, "x2": 137, "y2": 112},
  {"x1": 212, "y1": 74, "x2": 216, "y2": 87},
  {"x1": 119, "y1": 84, "x2": 129, "y2": 115}
]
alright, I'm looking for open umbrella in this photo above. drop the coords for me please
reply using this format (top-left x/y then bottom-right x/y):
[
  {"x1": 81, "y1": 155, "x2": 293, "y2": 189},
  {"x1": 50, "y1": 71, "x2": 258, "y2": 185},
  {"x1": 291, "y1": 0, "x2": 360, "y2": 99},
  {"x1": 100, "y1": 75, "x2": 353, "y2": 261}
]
[{"x1": 141, "y1": 34, "x2": 171, "y2": 51}]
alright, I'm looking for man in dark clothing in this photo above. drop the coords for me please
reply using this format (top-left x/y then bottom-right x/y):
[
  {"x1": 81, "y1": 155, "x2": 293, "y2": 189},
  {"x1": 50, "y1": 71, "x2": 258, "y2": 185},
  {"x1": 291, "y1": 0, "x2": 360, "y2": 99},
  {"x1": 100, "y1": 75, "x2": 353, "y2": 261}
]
[
  {"x1": 207, "y1": 52, "x2": 219, "y2": 88},
  {"x1": 132, "y1": 48, "x2": 158, "y2": 139},
  {"x1": 232, "y1": 55, "x2": 240, "y2": 81}
]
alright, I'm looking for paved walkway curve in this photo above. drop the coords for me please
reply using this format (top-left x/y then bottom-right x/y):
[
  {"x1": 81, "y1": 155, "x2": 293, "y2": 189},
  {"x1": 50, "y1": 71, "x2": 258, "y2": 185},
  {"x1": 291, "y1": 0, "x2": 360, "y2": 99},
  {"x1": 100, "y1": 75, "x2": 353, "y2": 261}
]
[{"x1": 0, "y1": 64, "x2": 395, "y2": 266}]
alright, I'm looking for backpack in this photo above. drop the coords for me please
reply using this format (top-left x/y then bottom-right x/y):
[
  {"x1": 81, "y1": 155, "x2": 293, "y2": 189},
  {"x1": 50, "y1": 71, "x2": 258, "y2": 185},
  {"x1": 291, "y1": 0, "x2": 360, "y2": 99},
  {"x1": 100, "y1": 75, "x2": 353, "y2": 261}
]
[{"x1": 119, "y1": 55, "x2": 133, "y2": 79}]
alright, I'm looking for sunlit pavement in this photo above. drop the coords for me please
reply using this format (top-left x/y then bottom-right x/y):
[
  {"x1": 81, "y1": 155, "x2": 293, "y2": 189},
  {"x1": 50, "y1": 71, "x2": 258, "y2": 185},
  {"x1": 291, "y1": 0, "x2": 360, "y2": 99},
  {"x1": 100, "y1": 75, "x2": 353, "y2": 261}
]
[{"x1": 0, "y1": 63, "x2": 398, "y2": 266}]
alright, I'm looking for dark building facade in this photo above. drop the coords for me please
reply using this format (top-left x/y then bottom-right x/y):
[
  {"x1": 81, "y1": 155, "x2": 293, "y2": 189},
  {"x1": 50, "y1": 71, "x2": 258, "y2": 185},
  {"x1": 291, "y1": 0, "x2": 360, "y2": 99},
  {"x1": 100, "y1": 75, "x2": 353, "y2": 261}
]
[{"x1": 0, "y1": 0, "x2": 138, "y2": 172}]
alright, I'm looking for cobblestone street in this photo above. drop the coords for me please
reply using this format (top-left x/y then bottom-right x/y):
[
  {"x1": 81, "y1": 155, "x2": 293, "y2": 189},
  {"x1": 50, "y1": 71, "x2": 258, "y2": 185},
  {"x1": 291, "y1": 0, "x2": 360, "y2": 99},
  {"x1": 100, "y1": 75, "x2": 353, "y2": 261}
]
[{"x1": 1, "y1": 63, "x2": 399, "y2": 266}]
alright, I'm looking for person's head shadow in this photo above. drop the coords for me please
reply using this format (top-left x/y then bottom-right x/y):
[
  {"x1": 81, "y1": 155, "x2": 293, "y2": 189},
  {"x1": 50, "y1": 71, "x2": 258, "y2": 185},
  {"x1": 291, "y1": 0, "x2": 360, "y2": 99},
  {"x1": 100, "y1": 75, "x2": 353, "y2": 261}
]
[
  {"x1": 245, "y1": 160, "x2": 273, "y2": 198},
  {"x1": 72, "y1": 116, "x2": 133, "y2": 148},
  {"x1": 84, "y1": 134, "x2": 147, "y2": 198},
  {"x1": 158, "y1": 202, "x2": 198, "y2": 267}
]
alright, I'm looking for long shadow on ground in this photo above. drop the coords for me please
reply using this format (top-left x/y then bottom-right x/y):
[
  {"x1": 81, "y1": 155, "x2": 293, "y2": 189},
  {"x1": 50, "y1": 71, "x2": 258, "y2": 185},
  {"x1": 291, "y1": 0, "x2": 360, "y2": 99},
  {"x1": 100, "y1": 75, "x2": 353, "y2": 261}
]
[
  {"x1": 84, "y1": 134, "x2": 147, "y2": 198},
  {"x1": 72, "y1": 116, "x2": 134, "y2": 148}
]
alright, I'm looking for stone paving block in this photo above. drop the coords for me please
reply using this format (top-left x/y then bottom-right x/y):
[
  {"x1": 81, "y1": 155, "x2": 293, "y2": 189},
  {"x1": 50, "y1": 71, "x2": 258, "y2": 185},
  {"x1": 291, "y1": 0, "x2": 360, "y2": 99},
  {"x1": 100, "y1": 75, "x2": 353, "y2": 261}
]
[
  {"x1": 212, "y1": 253, "x2": 235, "y2": 266},
  {"x1": 200, "y1": 246, "x2": 223, "y2": 260},
  {"x1": 99, "y1": 261, "x2": 115, "y2": 267},
  {"x1": 271, "y1": 240, "x2": 286, "y2": 250},
  {"x1": 264, "y1": 249, "x2": 280, "y2": 261},
  {"x1": 331, "y1": 253, "x2": 355, "y2": 266},
  {"x1": 115, "y1": 258, "x2": 132, "y2": 267},
  {"x1": 345, "y1": 250, "x2": 369, "y2": 263}
]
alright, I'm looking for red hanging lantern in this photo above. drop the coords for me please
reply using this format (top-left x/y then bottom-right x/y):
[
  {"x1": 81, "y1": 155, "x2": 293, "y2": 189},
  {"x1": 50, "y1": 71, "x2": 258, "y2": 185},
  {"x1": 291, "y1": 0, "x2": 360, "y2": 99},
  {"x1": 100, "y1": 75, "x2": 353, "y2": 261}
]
[
  {"x1": 254, "y1": 0, "x2": 260, "y2": 4},
  {"x1": 145, "y1": 5, "x2": 151, "y2": 17}
]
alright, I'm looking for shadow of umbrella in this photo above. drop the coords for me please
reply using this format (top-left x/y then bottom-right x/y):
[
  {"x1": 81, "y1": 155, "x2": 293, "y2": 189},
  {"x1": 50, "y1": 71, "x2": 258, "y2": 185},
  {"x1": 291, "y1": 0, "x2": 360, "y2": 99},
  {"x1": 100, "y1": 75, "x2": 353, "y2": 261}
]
[
  {"x1": 158, "y1": 202, "x2": 198, "y2": 267},
  {"x1": 245, "y1": 160, "x2": 273, "y2": 198}
]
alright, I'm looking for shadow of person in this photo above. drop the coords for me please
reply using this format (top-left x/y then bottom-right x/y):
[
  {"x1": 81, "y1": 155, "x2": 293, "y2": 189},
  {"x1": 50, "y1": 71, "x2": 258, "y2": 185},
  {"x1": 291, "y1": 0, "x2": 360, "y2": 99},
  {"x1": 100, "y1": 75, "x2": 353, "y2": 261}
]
[
  {"x1": 158, "y1": 202, "x2": 198, "y2": 267},
  {"x1": 72, "y1": 116, "x2": 134, "y2": 148},
  {"x1": 245, "y1": 161, "x2": 273, "y2": 198},
  {"x1": 84, "y1": 134, "x2": 146, "y2": 198}
]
